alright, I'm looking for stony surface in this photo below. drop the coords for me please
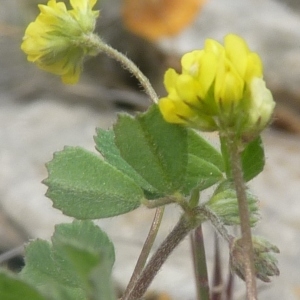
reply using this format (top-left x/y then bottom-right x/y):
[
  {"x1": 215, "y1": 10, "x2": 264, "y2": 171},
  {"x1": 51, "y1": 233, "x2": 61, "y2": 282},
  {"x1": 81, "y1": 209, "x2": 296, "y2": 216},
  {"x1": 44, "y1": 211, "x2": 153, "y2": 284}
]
[{"x1": 1, "y1": 0, "x2": 300, "y2": 299}]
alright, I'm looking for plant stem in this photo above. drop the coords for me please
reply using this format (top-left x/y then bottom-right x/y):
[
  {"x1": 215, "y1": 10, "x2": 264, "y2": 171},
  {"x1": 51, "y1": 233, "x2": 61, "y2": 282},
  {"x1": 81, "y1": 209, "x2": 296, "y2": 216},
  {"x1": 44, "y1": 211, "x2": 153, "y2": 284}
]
[
  {"x1": 211, "y1": 234, "x2": 222, "y2": 300},
  {"x1": 227, "y1": 137, "x2": 257, "y2": 300},
  {"x1": 191, "y1": 225, "x2": 210, "y2": 300},
  {"x1": 199, "y1": 206, "x2": 232, "y2": 244},
  {"x1": 142, "y1": 196, "x2": 177, "y2": 209},
  {"x1": 122, "y1": 207, "x2": 165, "y2": 300},
  {"x1": 126, "y1": 214, "x2": 197, "y2": 300},
  {"x1": 86, "y1": 34, "x2": 159, "y2": 104}
]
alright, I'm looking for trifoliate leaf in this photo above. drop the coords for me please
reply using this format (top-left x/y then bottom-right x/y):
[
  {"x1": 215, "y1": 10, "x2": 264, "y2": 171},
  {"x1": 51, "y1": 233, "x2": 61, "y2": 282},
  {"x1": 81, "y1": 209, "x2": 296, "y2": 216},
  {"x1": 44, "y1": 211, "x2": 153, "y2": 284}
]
[
  {"x1": 94, "y1": 128, "x2": 159, "y2": 197},
  {"x1": 44, "y1": 147, "x2": 143, "y2": 219},
  {"x1": 21, "y1": 220, "x2": 116, "y2": 300},
  {"x1": 113, "y1": 104, "x2": 188, "y2": 195}
]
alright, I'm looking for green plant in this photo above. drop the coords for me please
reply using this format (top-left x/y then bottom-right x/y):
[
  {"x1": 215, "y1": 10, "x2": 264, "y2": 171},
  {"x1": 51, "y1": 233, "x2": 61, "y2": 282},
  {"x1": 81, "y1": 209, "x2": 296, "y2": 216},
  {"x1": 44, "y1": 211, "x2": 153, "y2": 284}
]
[{"x1": 0, "y1": 1, "x2": 279, "y2": 299}]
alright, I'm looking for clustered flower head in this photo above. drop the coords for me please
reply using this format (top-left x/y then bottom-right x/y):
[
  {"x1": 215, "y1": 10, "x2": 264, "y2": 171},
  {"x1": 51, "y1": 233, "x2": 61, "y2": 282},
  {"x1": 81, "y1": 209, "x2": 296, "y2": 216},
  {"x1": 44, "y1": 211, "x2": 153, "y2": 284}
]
[
  {"x1": 230, "y1": 236, "x2": 280, "y2": 282},
  {"x1": 158, "y1": 34, "x2": 275, "y2": 139},
  {"x1": 21, "y1": 0, "x2": 100, "y2": 84}
]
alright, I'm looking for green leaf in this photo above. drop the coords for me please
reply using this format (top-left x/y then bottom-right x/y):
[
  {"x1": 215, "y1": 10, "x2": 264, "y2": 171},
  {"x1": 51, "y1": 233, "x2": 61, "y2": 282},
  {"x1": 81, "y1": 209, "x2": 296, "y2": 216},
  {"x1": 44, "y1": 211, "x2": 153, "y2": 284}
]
[
  {"x1": 220, "y1": 135, "x2": 265, "y2": 181},
  {"x1": 113, "y1": 104, "x2": 188, "y2": 195},
  {"x1": 21, "y1": 221, "x2": 116, "y2": 300},
  {"x1": 0, "y1": 271, "x2": 46, "y2": 300},
  {"x1": 207, "y1": 185, "x2": 260, "y2": 226},
  {"x1": 241, "y1": 136, "x2": 265, "y2": 181},
  {"x1": 52, "y1": 220, "x2": 115, "y2": 273},
  {"x1": 44, "y1": 147, "x2": 143, "y2": 219},
  {"x1": 21, "y1": 240, "x2": 85, "y2": 300},
  {"x1": 182, "y1": 154, "x2": 223, "y2": 195},
  {"x1": 52, "y1": 221, "x2": 116, "y2": 300},
  {"x1": 89, "y1": 259, "x2": 116, "y2": 300},
  {"x1": 94, "y1": 128, "x2": 159, "y2": 197},
  {"x1": 187, "y1": 129, "x2": 224, "y2": 172}
]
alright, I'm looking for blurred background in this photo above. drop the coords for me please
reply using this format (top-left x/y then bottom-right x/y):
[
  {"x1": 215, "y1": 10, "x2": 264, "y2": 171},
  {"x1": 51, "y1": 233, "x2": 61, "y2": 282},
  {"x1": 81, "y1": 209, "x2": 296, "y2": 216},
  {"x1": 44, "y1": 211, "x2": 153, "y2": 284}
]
[{"x1": 1, "y1": 0, "x2": 300, "y2": 299}]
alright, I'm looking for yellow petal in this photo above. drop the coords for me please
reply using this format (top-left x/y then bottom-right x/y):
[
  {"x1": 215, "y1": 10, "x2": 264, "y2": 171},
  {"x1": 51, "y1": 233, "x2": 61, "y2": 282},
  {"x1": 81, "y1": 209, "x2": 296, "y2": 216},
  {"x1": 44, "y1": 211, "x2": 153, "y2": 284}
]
[
  {"x1": 181, "y1": 50, "x2": 203, "y2": 75},
  {"x1": 159, "y1": 97, "x2": 191, "y2": 124},
  {"x1": 245, "y1": 52, "x2": 263, "y2": 82},
  {"x1": 61, "y1": 68, "x2": 81, "y2": 84},
  {"x1": 70, "y1": 0, "x2": 96, "y2": 11},
  {"x1": 198, "y1": 51, "x2": 218, "y2": 98},
  {"x1": 175, "y1": 74, "x2": 200, "y2": 104},
  {"x1": 164, "y1": 68, "x2": 179, "y2": 94},
  {"x1": 224, "y1": 34, "x2": 249, "y2": 78},
  {"x1": 204, "y1": 39, "x2": 224, "y2": 56},
  {"x1": 214, "y1": 59, "x2": 244, "y2": 105},
  {"x1": 70, "y1": 0, "x2": 99, "y2": 18}
]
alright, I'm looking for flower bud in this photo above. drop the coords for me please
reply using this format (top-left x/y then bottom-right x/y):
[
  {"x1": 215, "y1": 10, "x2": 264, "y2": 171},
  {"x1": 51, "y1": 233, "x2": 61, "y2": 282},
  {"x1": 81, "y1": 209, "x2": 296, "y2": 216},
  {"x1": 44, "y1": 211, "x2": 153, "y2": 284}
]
[
  {"x1": 242, "y1": 77, "x2": 276, "y2": 140},
  {"x1": 207, "y1": 185, "x2": 260, "y2": 226},
  {"x1": 230, "y1": 236, "x2": 280, "y2": 282}
]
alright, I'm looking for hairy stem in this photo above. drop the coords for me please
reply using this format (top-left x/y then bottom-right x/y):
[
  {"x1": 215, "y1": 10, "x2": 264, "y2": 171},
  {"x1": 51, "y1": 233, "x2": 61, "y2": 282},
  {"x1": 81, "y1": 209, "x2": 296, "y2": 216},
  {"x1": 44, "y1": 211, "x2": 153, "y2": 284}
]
[
  {"x1": 122, "y1": 207, "x2": 165, "y2": 300},
  {"x1": 211, "y1": 234, "x2": 223, "y2": 300},
  {"x1": 198, "y1": 205, "x2": 232, "y2": 244},
  {"x1": 227, "y1": 137, "x2": 257, "y2": 299},
  {"x1": 127, "y1": 214, "x2": 197, "y2": 300},
  {"x1": 142, "y1": 196, "x2": 177, "y2": 209},
  {"x1": 191, "y1": 225, "x2": 210, "y2": 300},
  {"x1": 86, "y1": 34, "x2": 159, "y2": 104}
]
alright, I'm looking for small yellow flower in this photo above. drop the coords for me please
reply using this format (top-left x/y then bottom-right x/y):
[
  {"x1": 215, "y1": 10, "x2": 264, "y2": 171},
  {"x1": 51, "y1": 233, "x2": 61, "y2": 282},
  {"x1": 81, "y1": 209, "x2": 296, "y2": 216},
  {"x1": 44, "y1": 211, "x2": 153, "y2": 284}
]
[
  {"x1": 158, "y1": 34, "x2": 275, "y2": 138},
  {"x1": 21, "y1": 0, "x2": 100, "y2": 84}
]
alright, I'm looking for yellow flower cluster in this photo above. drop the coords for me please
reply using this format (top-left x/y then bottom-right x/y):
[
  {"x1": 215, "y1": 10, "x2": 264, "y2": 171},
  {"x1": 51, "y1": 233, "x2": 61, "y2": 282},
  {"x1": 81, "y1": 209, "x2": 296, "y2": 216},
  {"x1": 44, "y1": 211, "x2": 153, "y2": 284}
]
[
  {"x1": 159, "y1": 34, "x2": 275, "y2": 137},
  {"x1": 21, "y1": 0, "x2": 99, "y2": 84}
]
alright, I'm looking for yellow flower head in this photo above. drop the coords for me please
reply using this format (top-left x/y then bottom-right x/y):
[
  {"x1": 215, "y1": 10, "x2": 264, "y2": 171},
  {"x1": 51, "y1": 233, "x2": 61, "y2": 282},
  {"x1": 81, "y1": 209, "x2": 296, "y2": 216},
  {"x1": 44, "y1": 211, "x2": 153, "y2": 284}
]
[
  {"x1": 21, "y1": 0, "x2": 99, "y2": 84},
  {"x1": 159, "y1": 34, "x2": 275, "y2": 137}
]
